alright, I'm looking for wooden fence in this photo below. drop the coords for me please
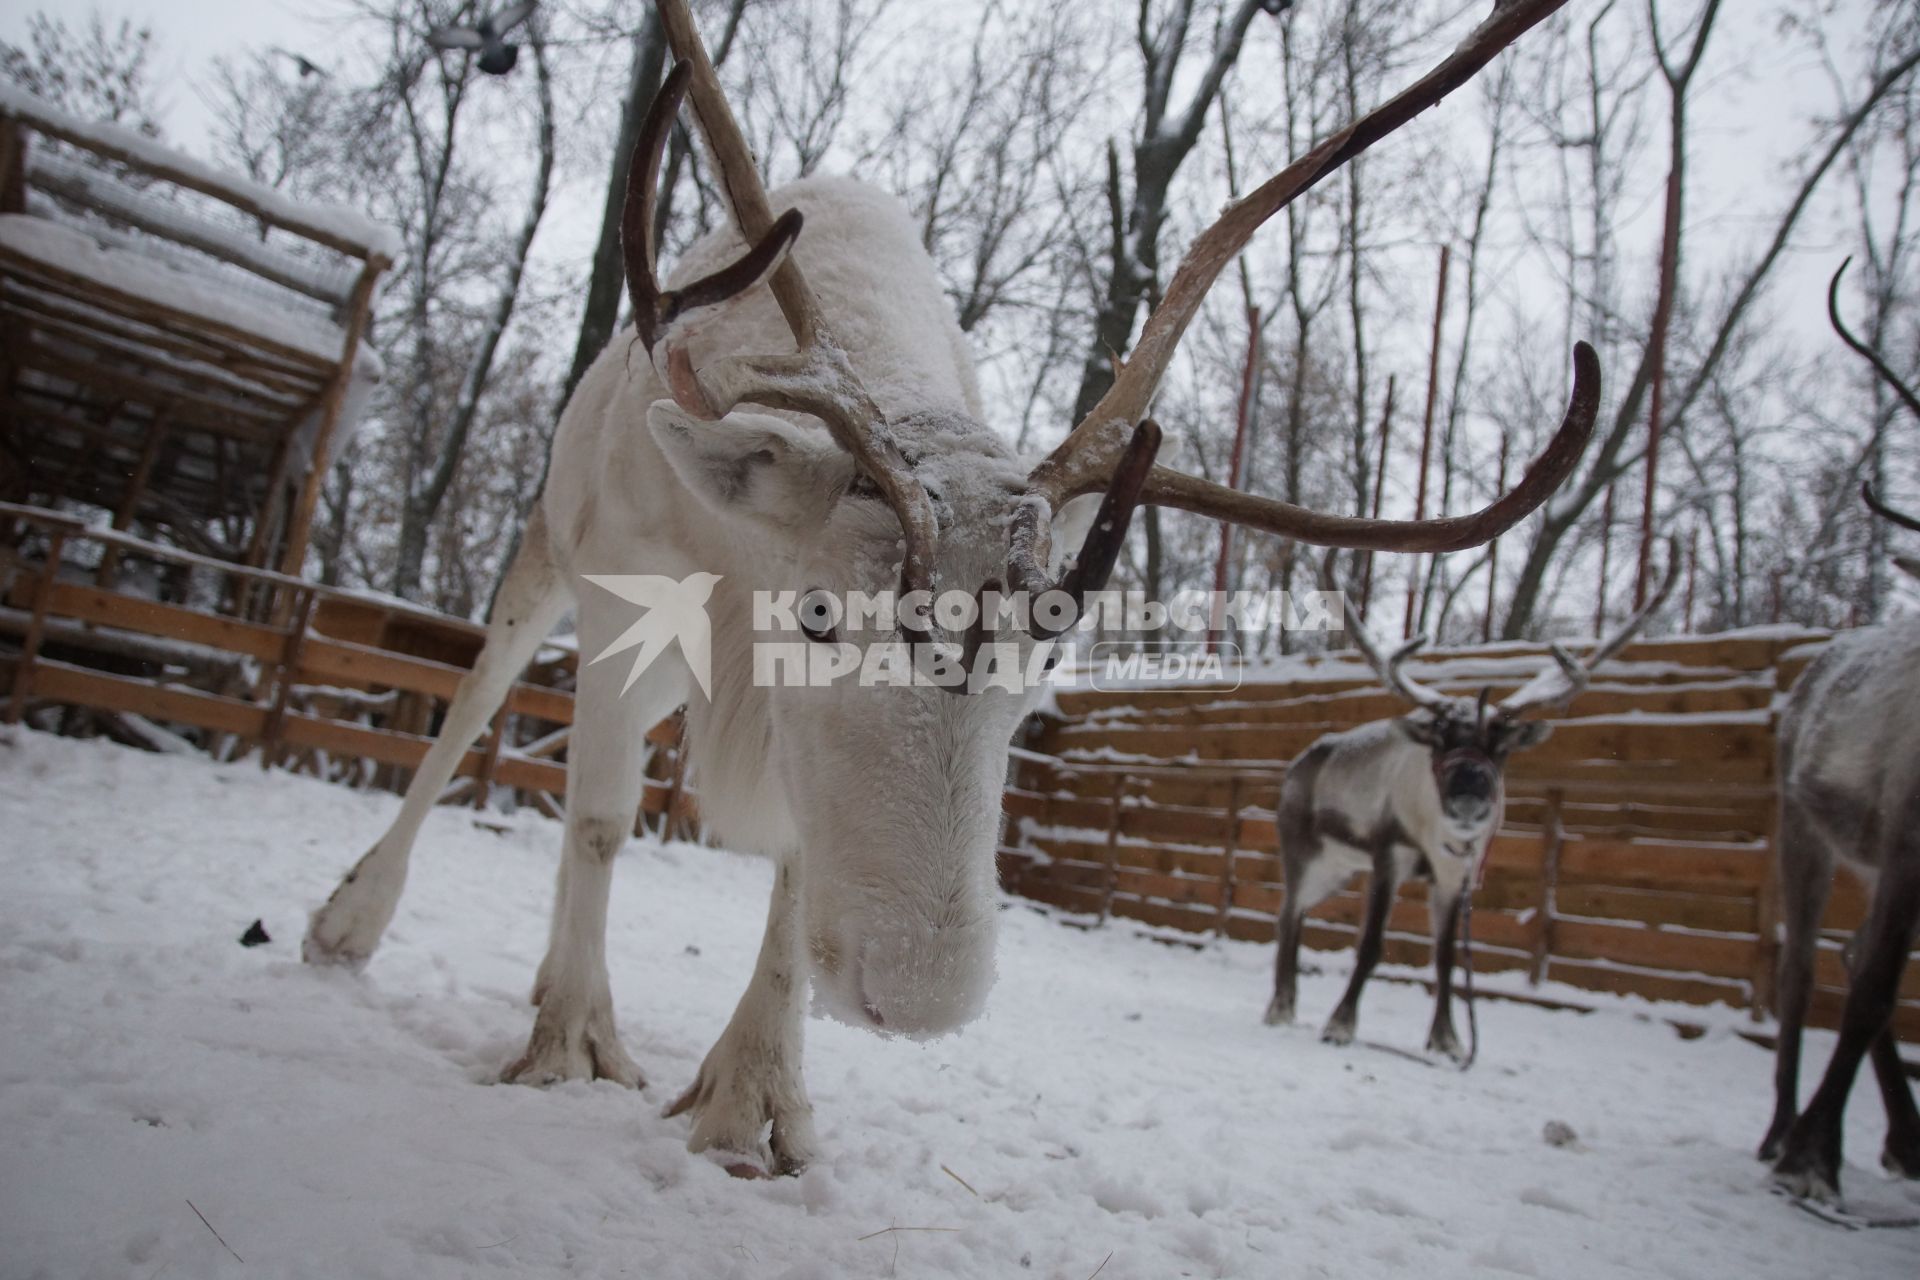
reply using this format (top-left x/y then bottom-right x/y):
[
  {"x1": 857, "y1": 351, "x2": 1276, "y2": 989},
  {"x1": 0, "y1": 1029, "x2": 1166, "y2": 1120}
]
[
  {"x1": 4, "y1": 506, "x2": 1909, "y2": 1046},
  {"x1": 0, "y1": 502, "x2": 695, "y2": 831},
  {"x1": 997, "y1": 631, "x2": 1920, "y2": 1045}
]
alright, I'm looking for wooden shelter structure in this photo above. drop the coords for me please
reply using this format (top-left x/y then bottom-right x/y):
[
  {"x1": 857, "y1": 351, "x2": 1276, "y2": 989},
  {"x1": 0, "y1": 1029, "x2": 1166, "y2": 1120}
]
[{"x1": 0, "y1": 85, "x2": 393, "y2": 584}]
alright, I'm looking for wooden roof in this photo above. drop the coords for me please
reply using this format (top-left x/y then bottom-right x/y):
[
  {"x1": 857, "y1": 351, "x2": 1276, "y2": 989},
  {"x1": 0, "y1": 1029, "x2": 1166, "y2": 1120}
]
[{"x1": 0, "y1": 87, "x2": 392, "y2": 575}]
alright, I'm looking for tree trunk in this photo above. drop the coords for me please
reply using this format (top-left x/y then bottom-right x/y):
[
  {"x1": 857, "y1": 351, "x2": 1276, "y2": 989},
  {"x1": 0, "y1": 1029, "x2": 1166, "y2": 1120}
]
[{"x1": 393, "y1": 29, "x2": 558, "y2": 604}]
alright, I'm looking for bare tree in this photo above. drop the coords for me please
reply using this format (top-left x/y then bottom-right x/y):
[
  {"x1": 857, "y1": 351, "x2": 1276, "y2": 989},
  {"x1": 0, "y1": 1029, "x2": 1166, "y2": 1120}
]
[
  {"x1": 1500, "y1": 2, "x2": 1920, "y2": 636},
  {"x1": 371, "y1": 2, "x2": 559, "y2": 601},
  {"x1": 0, "y1": 9, "x2": 163, "y2": 135},
  {"x1": 1068, "y1": 0, "x2": 1286, "y2": 599}
]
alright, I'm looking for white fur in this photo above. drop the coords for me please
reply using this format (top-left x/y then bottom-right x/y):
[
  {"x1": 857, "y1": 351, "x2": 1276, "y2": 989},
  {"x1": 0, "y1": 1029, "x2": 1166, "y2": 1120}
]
[{"x1": 305, "y1": 176, "x2": 1088, "y2": 1169}]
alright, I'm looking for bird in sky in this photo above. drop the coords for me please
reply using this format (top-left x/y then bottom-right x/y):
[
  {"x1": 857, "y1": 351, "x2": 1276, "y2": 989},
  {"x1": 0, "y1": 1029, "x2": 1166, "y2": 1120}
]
[
  {"x1": 426, "y1": 1, "x2": 538, "y2": 76},
  {"x1": 270, "y1": 47, "x2": 328, "y2": 79},
  {"x1": 582, "y1": 572, "x2": 722, "y2": 700}
]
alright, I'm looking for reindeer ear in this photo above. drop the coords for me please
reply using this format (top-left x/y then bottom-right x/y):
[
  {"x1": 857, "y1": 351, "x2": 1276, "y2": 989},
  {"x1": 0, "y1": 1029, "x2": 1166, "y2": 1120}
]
[
  {"x1": 1395, "y1": 715, "x2": 1444, "y2": 747},
  {"x1": 1498, "y1": 720, "x2": 1552, "y2": 754},
  {"x1": 649, "y1": 403, "x2": 848, "y2": 531}
]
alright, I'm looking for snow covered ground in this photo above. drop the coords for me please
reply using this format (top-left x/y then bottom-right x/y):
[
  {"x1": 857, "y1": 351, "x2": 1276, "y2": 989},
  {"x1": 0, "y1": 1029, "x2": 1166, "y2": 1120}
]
[{"x1": 1, "y1": 728, "x2": 1914, "y2": 1279}]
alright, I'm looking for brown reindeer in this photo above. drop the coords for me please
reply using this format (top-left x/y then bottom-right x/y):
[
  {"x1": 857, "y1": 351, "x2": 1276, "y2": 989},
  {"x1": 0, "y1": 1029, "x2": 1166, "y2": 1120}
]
[{"x1": 1266, "y1": 553, "x2": 1675, "y2": 1059}]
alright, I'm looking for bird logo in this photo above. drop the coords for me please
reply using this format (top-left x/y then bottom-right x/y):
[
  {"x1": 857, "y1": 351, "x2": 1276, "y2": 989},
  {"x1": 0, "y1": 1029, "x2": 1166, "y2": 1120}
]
[
  {"x1": 426, "y1": 1, "x2": 538, "y2": 76},
  {"x1": 582, "y1": 572, "x2": 721, "y2": 700}
]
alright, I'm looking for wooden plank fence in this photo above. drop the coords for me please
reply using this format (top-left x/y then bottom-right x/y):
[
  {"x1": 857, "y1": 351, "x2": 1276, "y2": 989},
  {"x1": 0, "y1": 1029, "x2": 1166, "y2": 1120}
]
[
  {"x1": 0, "y1": 503, "x2": 696, "y2": 832},
  {"x1": 5, "y1": 502, "x2": 1911, "y2": 1046},
  {"x1": 996, "y1": 632, "x2": 1920, "y2": 1045}
]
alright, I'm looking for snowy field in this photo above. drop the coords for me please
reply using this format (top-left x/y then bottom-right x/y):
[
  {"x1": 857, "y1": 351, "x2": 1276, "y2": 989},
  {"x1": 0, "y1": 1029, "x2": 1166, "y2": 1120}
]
[{"x1": 1, "y1": 728, "x2": 1914, "y2": 1279}]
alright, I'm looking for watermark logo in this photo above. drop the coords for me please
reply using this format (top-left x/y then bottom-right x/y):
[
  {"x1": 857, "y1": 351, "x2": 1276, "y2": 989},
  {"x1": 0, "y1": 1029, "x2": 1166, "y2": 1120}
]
[
  {"x1": 1087, "y1": 639, "x2": 1244, "y2": 691},
  {"x1": 582, "y1": 573, "x2": 720, "y2": 698},
  {"x1": 584, "y1": 579, "x2": 1337, "y2": 695}
]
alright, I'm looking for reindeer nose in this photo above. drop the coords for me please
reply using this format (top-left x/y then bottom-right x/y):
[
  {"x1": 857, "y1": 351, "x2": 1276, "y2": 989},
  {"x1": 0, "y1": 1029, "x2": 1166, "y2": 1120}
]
[
  {"x1": 850, "y1": 922, "x2": 996, "y2": 1039},
  {"x1": 1449, "y1": 761, "x2": 1495, "y2": 799}
]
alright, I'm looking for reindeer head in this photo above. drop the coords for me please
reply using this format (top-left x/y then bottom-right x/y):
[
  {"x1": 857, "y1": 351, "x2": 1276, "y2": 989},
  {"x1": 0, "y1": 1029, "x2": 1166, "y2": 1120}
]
[
  {"x1": 628, "y1": 0, "x2": 1594, "y2": 1036},
  {"x1": 1330, "y1": 546, "x2": 1677, "y2": 842}
]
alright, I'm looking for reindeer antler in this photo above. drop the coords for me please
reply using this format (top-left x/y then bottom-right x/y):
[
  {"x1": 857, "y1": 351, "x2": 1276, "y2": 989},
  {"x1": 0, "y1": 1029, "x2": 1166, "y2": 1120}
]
[
  {"x1": 1008, "y1": 0, "x2": 1591, "y2": 599},
  {"x1": 1320, "y1": 554, "x2": 1456, "y2": 714},
  {"x1": 632, "y1": 0, "x2": 1169, "y2": 640},
  {"x1": 626, "y1": 0, "x2": 945, "y2": 628},
  {"x1": 1496, "y1": 536, "x2": 1681, "y2": 718},
  {"x1": 1828, "y1": 258, "x2": 1920, "y2": 534}
]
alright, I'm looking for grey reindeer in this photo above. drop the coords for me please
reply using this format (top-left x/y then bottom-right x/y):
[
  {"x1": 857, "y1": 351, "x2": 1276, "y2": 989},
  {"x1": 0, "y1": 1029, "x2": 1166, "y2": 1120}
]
[
  {"x1": 1265, "y1": 555, "x2": 1675, "y2": 1059},
  {"x1": 1760, "y1": 262, "x2": 1920, "y2": 1206}
]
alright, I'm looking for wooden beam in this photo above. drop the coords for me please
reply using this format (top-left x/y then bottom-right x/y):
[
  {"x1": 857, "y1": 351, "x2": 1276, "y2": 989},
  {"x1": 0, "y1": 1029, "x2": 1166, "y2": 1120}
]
[
  {"x1": 10, "y1": 339, "x2": 284, "y2": 440},
  {"x1": 21, "y1": 658, "x2": 267, "y2": 737},
  {"x1": 473, "y1": 706, "x2": 508, "y2": 810},
  {"x1": 0, "y1": 245, "x2": 339, "y2": 374},
  {"x1": 1529, "y1": 789, "x2": 1564, "y2": 985},
  {"x1": 1215, "y1": 774, "x2": 1242, "y2": 938},
  {"x1": 9, "y1": 303, "x2": 313, "y2": 409},
  {"x1": 0, "y1": 119, "x2": 25, "y2": 214},
  {"x1": 3, "y1": 279, "x2": 330, "y2": 389},
  {"x1": 3, "y1": 526, "x2": 62, "y2": 723},
  {"x1": 1099, "y1": 776, "x2": 1129, "y2": 925},
  {"x1": 27, "y1": 154, "x2": 352, "y2": 306},
  {"x1": 0, "y1": 93, "x2": 393, "y2": 263},
  {"x1": 258, "y1": 587, "x2": 316, "y2": 768},
  {"x1": 278, "y1": 257, "x2": 380, "y2": 583},
  {"x1": 94, "y1": 405, "x2": 173, "y2": 586}
]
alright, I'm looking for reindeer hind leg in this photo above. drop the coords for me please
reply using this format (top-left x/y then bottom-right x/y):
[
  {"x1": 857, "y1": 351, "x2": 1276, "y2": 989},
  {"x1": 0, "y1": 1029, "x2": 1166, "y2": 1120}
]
[
  {"x1": 1324, "y1": 857, "x2": 1395, "y2": 1047},
  {"x1": 1758, "y1": 803, "x2": 1836, "y2": 1161},
  {"x1": 1265, "y1": 851, "x2": 1315, "y2": 1027},
  {"x1": 1773, "y1": 854, "x2": 1920, "y2": 1203},
  {"x1": 1870, "y1": 1027, "x2": 1920, "y2": 1178}
]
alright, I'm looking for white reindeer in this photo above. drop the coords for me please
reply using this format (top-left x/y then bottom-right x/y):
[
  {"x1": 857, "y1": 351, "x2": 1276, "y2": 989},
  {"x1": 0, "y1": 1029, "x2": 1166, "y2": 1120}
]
[
  {"x1": 1759, "y1": 262, "x2": 1920, "y2": 1206},
  {"x1": 301, "y1": 0, "x2": 1592, "y2": 1174},
  {"x1": 1264, "y1": 555, "x2": 1674, "y2": 1059}
]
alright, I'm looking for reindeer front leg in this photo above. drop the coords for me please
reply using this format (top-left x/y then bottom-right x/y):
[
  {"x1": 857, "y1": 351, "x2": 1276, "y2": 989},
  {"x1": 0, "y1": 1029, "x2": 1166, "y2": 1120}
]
[
  {"x1": 1426, "y1": 880, "x2": 1467, "y2": 1061},
  {"x1": 665, "y1": 856, "x2": 818, "y2": 1177},
  {"x1": 501, "y1": 620, "x2": 673, "y2": 1088}
]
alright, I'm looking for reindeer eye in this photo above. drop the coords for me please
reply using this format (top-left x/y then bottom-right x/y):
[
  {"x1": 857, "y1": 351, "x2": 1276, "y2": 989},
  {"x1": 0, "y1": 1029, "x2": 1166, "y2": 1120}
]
[{"x1": 798, "y1": 588, "x2": 839, "y2": 643}]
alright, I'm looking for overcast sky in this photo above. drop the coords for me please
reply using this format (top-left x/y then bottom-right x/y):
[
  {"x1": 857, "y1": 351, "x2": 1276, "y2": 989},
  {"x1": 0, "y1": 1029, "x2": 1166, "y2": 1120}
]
[{"x1": 0, "y1": 0, "x2": 1896, "y2": 434}]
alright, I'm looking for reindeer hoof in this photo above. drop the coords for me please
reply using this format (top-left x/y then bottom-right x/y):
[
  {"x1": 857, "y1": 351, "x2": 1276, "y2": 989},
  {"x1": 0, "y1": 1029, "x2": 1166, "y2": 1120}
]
[
  {"x1": 1263, "y1": 996, "x2": 1294, "y2": 1027},
  {"x1": 1772, "y1": 1140, "x2": 1843, "y2": 1205},
  {"x1": 300, "y1": 927, "x2": 374, "y2": 970},
  {"x1": 1321, "y1": 1016, "x2": 1356, "y2": 1047},
  {"x1": 1427, "y1": 1027, "x2": 1467, "y2": 1061},
  {"x1": 1883, "y1": 1137, "x2": 1920, "y2": 1180},
  {"x1": 304, "y1": 851, "x2": 401, "y2": 967},
  {"x1": 667, "y1": 1031, "x2": 818, "y2": 1176},
  {"x1": 501, "y1": 995, "x2": 644, "y2": 1088},
  {"x1": 1757, "y1": 1114, "x2": 1794, "y2": 1163}
]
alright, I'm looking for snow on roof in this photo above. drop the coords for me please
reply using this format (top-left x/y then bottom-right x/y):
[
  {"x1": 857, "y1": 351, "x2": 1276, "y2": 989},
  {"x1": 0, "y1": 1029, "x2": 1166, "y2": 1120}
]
[
  {"x1": 0, "y1": 214, "x2": 352, "y2": 365},
  {"x1": 0, "y1": 83, "x2": 402, "y2": 262}
]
